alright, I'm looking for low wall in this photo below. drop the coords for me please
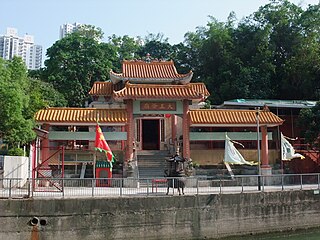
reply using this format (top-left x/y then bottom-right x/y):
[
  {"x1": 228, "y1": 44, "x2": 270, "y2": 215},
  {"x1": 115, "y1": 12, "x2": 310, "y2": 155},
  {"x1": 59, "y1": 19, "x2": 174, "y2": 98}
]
[
  {"x1": 3, "y1": 156, "x2": 29, "y2": 188},
  {"x1": 0, "y1": 191, "x2": 320, "y2": 240}
]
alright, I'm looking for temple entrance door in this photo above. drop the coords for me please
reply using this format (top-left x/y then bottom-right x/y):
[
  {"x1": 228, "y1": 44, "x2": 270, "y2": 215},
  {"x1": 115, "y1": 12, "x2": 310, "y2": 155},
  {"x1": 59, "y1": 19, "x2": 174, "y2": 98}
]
[{"x1": 142, "y1": 119, "x2": 160, "y2": 150}]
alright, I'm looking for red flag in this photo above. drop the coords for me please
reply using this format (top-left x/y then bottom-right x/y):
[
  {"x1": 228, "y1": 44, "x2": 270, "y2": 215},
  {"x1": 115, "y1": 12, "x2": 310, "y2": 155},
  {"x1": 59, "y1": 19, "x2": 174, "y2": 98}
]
[{"x1": 95, "y1": 124, "x2": 114, "y2": 162}]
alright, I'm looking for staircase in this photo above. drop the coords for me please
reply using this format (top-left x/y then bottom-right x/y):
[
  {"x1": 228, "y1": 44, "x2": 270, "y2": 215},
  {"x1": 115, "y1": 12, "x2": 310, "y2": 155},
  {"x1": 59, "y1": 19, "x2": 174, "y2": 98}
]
[
  {"x1": 137, "y1": 150, "x2": 169, "y2": 179},
  {"x1": 292, "y1": 149, "x2": 320, "y2": 173}
]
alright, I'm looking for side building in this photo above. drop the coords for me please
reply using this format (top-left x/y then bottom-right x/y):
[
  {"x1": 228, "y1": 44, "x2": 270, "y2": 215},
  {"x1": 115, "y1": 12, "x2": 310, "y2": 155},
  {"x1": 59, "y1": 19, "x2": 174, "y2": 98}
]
[
  {"x1": 59, "y1": 22, "x2": 82, "y2": 39},
  {"x1": 0, "y1": 27, "x2": 42, "y2": 70},
  {"x1": 220, "y1": 99, "x2": 320, "y2": 173}
]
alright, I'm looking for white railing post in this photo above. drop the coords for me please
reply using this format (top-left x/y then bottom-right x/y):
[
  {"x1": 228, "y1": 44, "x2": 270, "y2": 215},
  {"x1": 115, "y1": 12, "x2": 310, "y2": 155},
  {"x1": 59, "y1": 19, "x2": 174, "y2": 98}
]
[
  {"x1": 92, "y1": 179, "x2": 95, "y2": 197},
  {"x1": 196, "y1": 177, "x2": 199, "y2": 195},
  {"x1": 62, "y1": 178, "x2": 65, "y2": 197},
  {"x1": 241, "y1": 177, "x2": 244, "y2": 193},
  {"x1": 120, "y1": 179, "x2": 123, "y2": 197},
  {"x1": 9, "y1": 179, "x2": 12, "y2": 199}
]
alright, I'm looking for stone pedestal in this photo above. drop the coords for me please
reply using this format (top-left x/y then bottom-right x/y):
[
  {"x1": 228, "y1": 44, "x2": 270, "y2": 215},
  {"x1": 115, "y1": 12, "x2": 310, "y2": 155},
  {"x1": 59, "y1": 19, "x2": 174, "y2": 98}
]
[
  {"x1": 261, "y1": 166, "x2": 272, "y2": 176},
  {"x1": 123, "y1": 177, "x2": 140, "y2": 188}
]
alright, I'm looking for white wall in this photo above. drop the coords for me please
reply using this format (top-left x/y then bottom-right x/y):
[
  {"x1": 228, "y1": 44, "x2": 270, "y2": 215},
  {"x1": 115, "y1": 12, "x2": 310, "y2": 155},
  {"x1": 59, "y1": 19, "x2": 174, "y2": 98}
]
[{"x1": 3, "y1": 156, "x2": 29, "y2": 188}]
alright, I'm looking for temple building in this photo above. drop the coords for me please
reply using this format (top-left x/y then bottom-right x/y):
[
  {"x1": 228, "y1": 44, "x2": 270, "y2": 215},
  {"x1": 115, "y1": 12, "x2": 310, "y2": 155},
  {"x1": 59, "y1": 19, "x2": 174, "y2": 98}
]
[{"x1": 34, "y1": 59, "x2": 284, "y2": 179}]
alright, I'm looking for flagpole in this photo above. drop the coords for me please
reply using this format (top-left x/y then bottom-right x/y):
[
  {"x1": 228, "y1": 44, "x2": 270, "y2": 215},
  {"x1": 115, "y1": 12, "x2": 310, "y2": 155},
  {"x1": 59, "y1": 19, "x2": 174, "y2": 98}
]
[
  {"x1": 256, "y1": 107, "x2": 261, "y2": 191},
  {"x1": 93, "y1": 153, "x2": 96, "y2": 179},
  {"x1": 94, "y1": 112, "x2": 99, "y2": 180}
]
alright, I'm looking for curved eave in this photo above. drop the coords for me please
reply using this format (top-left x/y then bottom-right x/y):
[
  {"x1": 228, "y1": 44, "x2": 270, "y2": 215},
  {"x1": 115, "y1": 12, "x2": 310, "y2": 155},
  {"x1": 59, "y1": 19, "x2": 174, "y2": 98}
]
[
  {"x1": 113, "y1": 83, "x2": 204, "y2": 100},
  {"x1": 110, "y1": 71, "x2": 193, "y2": 84},
  {"x1": 114, "y1": 95, "x2": 204, "y2": 101},
  {"x1": 89, "y1": 81, "x2": 113, "y2": 96},
  {"x1": 110, "y1": 71, "x2": 122, "y2": 84}
]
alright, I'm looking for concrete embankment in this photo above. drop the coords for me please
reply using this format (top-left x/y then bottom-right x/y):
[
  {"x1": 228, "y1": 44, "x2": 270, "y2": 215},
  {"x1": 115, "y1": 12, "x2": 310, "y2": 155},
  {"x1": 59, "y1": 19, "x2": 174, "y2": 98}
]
[{"x1": 1, "y1": 190, "x2": 320, "y2": 240}]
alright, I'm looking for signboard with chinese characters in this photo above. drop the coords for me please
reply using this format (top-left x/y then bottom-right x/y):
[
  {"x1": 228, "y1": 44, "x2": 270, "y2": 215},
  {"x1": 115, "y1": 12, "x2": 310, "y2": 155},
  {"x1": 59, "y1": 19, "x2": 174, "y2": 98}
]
[
  {"x1": 140, "y1": 102, "x2": 176, "y2": 111},
  {"x1": 133, "y1": 101, "x2": 183, "y2": 114}
]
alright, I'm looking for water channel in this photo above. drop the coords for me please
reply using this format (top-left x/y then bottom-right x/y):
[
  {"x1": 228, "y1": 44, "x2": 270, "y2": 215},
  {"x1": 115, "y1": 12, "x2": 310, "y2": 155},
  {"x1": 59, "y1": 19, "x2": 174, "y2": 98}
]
[{"x1": 218, "y1": 227, "x2": 320, "y2": 240}]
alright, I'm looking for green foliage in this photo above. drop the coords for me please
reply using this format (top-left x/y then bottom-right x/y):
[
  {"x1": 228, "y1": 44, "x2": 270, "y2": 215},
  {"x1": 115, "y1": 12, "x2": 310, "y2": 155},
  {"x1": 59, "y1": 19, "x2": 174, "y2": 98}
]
[
  {"x1": 298, "y1": 102, "x2": 320, "y2": 147},
  {"x1": 108, "y1": 34, "x2": 141, "y2": 70},
  {"x1": 137, "y1": 33, "x2": 174, "y2": 60},
  {"x1": 7, "y1": 147, "x2": 25, "y2": 156},
  {"x1": 0, "y1": 57, "x2": 36, "y2": 148},
  {"x1": 44, "y1": 26, "x2": 117, "y2": 107},
  {"x1": 178, "y1": 0, "x2": 320, "y2": 104}
]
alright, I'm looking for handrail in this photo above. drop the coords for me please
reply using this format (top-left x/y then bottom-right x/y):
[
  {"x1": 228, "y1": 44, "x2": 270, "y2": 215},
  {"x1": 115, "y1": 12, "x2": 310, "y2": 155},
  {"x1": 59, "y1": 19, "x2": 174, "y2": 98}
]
[{"x1": 1, "y1": 173, "x2": 320, "y2": 199}]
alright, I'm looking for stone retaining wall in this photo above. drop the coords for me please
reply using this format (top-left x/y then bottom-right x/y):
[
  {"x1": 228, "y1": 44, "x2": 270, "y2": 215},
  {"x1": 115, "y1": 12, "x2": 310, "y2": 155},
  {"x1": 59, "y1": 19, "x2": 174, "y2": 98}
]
[{"x1": 0, "y1": 190, "x2": 320, "y2": 239}]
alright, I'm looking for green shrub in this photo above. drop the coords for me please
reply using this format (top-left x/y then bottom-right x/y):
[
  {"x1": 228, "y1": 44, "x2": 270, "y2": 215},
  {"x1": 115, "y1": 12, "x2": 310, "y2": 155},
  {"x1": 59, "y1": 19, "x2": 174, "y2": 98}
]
[{"x1": 7, "y1": 148, "x2": 24, "y2": 156}]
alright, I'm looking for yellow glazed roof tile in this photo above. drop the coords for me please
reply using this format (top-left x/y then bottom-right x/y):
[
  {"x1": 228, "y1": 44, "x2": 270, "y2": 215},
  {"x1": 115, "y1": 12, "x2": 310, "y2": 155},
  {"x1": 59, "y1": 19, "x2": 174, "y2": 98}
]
[
  {"x1": 189, "y1": 109, "x2": 284, "y2": 127},
  {"x1": 113, "y1": 82, "x2": 209, "y2": 100},
  {"x1": 89, "y1": 81, "x2": 113, "y2": 96},
  {"x1": 111, "y1": 60, "x2": 193, "y2": 80},
  {"x1": 35, "y1": 108, "x2": 127, "y2": 124}
]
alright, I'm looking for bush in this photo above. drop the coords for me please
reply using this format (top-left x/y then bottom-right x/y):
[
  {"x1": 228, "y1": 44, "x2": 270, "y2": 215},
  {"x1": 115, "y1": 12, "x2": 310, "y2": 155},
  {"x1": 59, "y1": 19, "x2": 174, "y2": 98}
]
[{"x1": 7, "y1": 148, "x2": 24, "y2": 156}]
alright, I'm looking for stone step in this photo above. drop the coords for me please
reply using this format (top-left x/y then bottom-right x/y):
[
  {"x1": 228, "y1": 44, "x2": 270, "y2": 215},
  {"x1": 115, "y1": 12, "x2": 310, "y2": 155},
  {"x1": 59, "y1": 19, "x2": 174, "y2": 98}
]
[
  {"x1": 137, "y1": 150, "x2": 169, "y2": 156},
  {"x1": 136, "y1": 150, "x2": 169, "y2": 178}
]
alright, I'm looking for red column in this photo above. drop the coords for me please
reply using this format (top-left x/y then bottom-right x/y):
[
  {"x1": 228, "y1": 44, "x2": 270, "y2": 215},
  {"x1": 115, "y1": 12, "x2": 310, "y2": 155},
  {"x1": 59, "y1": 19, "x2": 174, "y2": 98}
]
[
  {"x1": 171, "y1": 114, "x2": 177, "y2": 142},
  {"x1": 41, "y1": 124, "x2": 50, "y2": 166},
  {"x1": 261, "y1": 125, "x2": 270, "y2": 168},
  {"x1": 182, "y1": 100, "x2": 190, "y2": 159},
  {"x1": 121, "y1": 126, "x2": 125, "y2": 151},
  {"x1": 125, "y1": 100, "x2": 134, "y2": 162}
]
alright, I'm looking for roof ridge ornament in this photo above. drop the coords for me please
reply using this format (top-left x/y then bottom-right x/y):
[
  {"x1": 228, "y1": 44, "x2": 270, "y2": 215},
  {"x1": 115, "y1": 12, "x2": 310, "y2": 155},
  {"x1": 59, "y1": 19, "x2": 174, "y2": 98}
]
[{"x1": 145, "y1": 53, "x2": 151, "y2": 63}]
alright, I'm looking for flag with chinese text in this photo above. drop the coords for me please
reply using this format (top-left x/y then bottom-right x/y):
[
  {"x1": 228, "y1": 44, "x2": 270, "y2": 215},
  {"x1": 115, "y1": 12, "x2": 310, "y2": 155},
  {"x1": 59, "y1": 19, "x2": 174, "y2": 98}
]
[{"x1": 95, "y1": 124, "x2": 115, "y2": 166}]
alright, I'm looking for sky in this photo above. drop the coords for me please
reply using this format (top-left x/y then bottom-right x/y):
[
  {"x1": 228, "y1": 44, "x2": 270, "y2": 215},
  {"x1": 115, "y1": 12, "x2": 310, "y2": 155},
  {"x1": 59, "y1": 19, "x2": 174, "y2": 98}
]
[{"x1": 1, "y1": 0, "x2": 319, "y2": 58}]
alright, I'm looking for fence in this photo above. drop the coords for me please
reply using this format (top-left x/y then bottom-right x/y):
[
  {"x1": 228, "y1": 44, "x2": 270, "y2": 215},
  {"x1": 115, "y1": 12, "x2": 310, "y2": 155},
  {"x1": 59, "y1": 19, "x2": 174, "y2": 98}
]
[{"x1": 1, "y1": 173, "x2": 320, "y2": 199}]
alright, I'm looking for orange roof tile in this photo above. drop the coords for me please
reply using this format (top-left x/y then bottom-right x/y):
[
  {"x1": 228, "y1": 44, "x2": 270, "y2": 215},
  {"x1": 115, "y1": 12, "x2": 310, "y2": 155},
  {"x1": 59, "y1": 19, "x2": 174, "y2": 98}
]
[
  {"x1": 113, "y1": 82, "x2": 209, "y2": 100},
  {"x1": 89, "y1": 81, "x2": 113, "y2": 96},
  {"x1": 189, "y1": 83, "x2": 210, "y2": 98},
  {"x1": 110, "y1": 60, "x2": 193, "y2": 83},
  {"x1": 35, "y1": 108, "x2": 127, "y2": 124},
  {"x1": 189, "y1": 109, "x2": 284, "y2": 127}
]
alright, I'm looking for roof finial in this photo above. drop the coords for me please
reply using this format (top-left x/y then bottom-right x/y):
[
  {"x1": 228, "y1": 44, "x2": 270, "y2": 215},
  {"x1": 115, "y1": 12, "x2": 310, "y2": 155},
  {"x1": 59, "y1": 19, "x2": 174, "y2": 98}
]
[{"x1": 145, "y1": 53, "x2": 151, "y2": 63}]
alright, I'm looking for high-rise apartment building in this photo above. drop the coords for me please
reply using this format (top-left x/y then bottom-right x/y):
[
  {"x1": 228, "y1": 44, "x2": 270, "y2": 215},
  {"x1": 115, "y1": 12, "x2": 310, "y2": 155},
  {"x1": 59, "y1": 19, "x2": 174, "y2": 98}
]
[
  {"x1": 59, "y1": 22, "x2": 82, "y2": 39},
  {"x1": 0, "y1": 27, "x2": 42, "y2": 70}
]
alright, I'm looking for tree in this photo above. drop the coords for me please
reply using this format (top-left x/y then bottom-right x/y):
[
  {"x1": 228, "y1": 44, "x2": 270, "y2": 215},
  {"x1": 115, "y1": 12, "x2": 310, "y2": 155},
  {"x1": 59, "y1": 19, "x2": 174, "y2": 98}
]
[
  {"x1": 137, "y1": 33, "x2": 174, "y2": 60},
  {"x1": 252, "y1": 0, "x2": 315, "y2": 100},
  {"x1": 177, "y1": 0, "x2": 320, "y2": 104},
  {"x1": 298, "y1": 102, "x2": 320, "y2": 147},
  {"x1": 44, "y1": 25, "x2": 117, "y2": 107},
  {"x1": 108, "y1": 34, "x2": 141, "y2": 71},
  {"x1": 0, "y1": 57, "x2": 35, "y2": 148},
  {"x1": 26, "y1": 79, "x2": 67, "y2": 119}
]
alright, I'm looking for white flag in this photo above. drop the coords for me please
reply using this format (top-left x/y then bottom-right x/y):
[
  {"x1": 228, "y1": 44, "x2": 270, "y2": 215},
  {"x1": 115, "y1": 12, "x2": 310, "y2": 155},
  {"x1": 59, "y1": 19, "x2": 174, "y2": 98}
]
[
  {"x1": 224, "y1": 135, "x2": 254, "y2": 165},
  {"x1": 281, "y1": 133, "x2": 305, "y2": 161}
]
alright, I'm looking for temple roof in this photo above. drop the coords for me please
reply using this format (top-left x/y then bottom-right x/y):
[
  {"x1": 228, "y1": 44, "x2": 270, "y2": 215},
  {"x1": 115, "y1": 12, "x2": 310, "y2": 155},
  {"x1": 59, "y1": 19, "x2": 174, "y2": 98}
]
[
  {"x1": 189, "y1": 109, "x2": 284, "y2": 127},
  {"x1": 113, "y1": 82, "x2": 209, "y2": 100},
  {"x1": 35, "y1": 108, "x2": 283, "y2": 127},
  {"x1": 89, "y1": 81, "x2": 113, "y2": 96},
  {"x1": 110, "y1": 60, "x2": 193, "y2": 84},
  {"x1": 35, "y1": 108, "x2": 127, "y2": 125}
]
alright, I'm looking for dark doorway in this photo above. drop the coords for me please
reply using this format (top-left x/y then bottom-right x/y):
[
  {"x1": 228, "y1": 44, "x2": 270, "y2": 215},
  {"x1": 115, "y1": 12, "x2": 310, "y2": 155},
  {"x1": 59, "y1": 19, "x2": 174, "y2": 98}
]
[{"x1": 142, "y1": 119, "x2": 160, "y2": 150}]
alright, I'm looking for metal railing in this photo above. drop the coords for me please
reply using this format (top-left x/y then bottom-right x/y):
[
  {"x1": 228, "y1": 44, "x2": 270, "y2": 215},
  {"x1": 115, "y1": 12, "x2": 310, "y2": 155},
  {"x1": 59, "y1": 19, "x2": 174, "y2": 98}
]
[{"x1": 1, "y1": 173, "x2": 320, "y2": 199}]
